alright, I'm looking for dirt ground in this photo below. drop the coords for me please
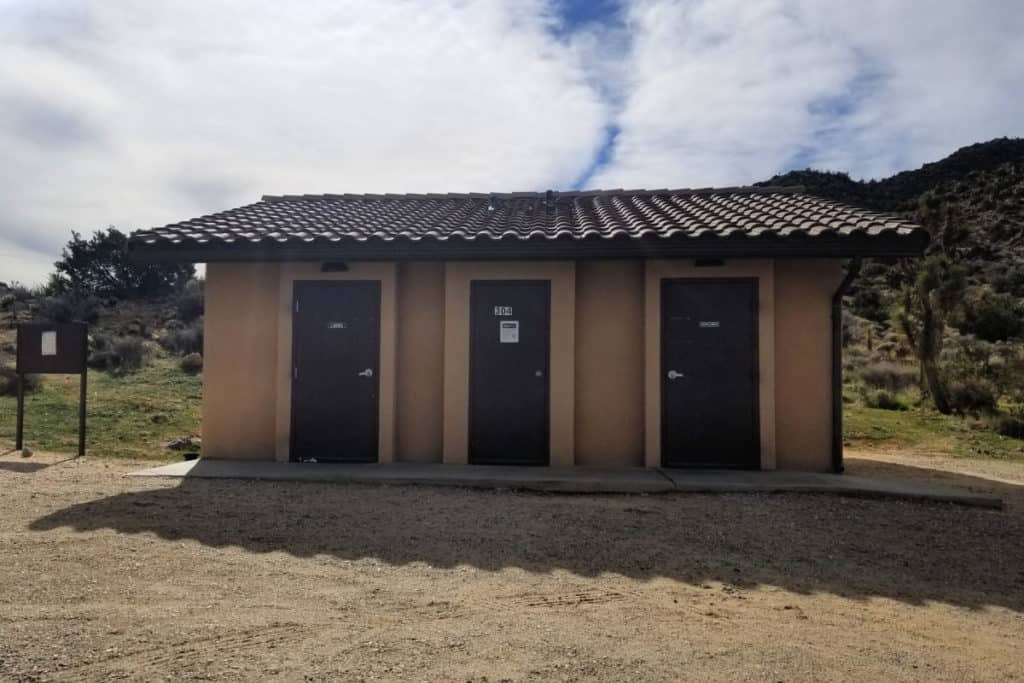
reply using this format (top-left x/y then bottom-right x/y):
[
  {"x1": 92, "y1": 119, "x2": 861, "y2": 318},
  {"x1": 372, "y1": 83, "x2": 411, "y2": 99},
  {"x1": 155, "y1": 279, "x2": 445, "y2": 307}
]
[{"x1": 1, "y1": 450, "x2": 1022, "y2": 682}]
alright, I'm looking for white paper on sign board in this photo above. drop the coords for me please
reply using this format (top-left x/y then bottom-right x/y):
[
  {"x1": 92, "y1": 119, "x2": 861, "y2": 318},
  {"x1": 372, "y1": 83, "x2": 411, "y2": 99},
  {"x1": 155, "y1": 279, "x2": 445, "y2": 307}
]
[
  {"x1": 41, "y1": 330, "x2": 57, "y2": 356},
  {"x1": 499, "y1": 320, "x2": 519, "y2": 343}
]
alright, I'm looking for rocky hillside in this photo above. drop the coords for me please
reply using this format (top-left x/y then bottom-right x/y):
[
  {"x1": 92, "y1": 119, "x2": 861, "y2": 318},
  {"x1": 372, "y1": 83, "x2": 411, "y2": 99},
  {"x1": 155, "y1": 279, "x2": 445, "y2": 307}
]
[{"x1": 760, "y1": 138, "x2": 1024, "y2": 324}]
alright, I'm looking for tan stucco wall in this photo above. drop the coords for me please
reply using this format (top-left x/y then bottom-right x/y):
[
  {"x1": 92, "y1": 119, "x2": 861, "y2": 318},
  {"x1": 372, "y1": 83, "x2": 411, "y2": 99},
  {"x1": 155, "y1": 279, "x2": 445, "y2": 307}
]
[
  {"x1": 274, "y1": 262, "x2": 398, "y2": 463},
  {"x1": 644, "y1": 259, "x2": 777, "y2": 469},
  {"x1": 442, "y1": 261, "x2": 576, "y2": 466},
  {"x1": 574, "y1": 260, "x2": 645, "y2": 467},
  {"x1": 201, "y1": 257, "x2": 842, "y2": 471},
  {"x1": 202, "y1": 262, "x2": 280, "y2": 459},
  {"x1": 395, "y1": 262, "x2": 445, "y2": 463},
  {"x1": 774, "y1": 258, "x2": 843, "y2": 471}
]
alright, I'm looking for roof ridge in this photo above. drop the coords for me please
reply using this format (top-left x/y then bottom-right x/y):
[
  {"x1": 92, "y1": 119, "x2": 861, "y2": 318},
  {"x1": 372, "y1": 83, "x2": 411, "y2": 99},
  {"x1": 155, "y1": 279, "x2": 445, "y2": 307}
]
[{"x1": 260, "y1": 185, "x2": 805, "y2": 203}]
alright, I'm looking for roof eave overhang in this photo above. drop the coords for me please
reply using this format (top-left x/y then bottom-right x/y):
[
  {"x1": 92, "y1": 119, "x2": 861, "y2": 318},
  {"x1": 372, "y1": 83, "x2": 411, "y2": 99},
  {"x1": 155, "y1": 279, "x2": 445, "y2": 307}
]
[{"x1": 127, "y1": 231, "x2": 930, "y2": 264}]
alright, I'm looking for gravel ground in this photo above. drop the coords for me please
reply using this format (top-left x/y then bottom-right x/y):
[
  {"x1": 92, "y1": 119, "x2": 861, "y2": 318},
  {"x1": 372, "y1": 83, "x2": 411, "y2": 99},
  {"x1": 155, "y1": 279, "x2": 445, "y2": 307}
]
[{"x1": 1, "y1": 451, "x2": 1022, "y2": 682}]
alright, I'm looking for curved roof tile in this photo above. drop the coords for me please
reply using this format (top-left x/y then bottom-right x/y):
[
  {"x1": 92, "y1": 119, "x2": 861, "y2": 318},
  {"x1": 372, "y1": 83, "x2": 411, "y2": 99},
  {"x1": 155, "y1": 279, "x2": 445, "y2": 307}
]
[{"x1": 130, "y1": 186, "x2": 925, "y2": 250}]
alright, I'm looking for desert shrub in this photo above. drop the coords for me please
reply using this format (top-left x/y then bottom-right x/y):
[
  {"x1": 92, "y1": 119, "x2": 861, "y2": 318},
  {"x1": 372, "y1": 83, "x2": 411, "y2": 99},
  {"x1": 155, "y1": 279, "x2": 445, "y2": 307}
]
[
  {"x1": 861, "y1": 389, "x2": 907, "y2": 411},
  {"x1": 118, "y1": 319, "x2": 147, "y2": 337},
  {"x1": 0, "y1": 367, "x2": 39, "y2": 396},
  {"x1": 958, "y1": 289, "x2": 1024, "y2": 342},
  {"x1": 992, "y1": 263, "x2": 1024, "y2": 298},
  {"x1": 34, "y1": 294, "x2": 101, "y2": 324},
  {"x1": 849, "y1": 285, "x2": 889, "y2": 323},
  {"x1": 984, "y1": 343, "x2": 1024, "y2": 402},
  {"x1": 87, "y1": 334, "x2": 146, "y2": 374},
  {"x1": 842, "y1": 346, "x2": 870, "y2": 374},
  {"x1": 993, "y1": 414, "x2": 1024, "y2": 440},
  {"x1": 51, "y1": 227, "x2": 194, "y2": 299},
  {"x1": 179, "y1": 352, "x2": 203, "y2": 374},
  {"x1": 873, "y1": 330, "x2": 912, "y2": 361},
  {"x1": 158, "y1": 322, "x2": 203, "y2": 355},
  {"x1": 174, "y1": 279, "x2": 204, "y2": 323},
  {"x1": 3, "y1": 281, "x2": 47, "y2": 303},
  {"x1": 947, "y1": 379, "x2": 997, "y2": 415},
  {"x1": 858, "y1": 361, "x2": 918, "y2": 392}
]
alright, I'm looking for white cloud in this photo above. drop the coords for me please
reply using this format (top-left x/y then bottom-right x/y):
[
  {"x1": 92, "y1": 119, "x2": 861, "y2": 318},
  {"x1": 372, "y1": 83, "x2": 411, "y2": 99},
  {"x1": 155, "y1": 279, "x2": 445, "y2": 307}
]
[
  {"x1": 0, "y1": 237, "x2": 57, "y2": 286},
  {"x1": 591, "y1": 0, "x2": 1024, "y2": 188},
  {"x1": 1, "y1": 0, "x2": 1023, "y2": 285},
  {"x1": 0, "y1": 0, "x2": 610, "y2": 283}
]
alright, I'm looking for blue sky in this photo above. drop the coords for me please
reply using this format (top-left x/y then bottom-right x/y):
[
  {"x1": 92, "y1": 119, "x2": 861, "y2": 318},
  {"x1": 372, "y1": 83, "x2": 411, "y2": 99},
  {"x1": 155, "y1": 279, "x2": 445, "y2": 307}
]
[{"x1": 2, "y1": 0, "x2": 1023, "y2": 283}]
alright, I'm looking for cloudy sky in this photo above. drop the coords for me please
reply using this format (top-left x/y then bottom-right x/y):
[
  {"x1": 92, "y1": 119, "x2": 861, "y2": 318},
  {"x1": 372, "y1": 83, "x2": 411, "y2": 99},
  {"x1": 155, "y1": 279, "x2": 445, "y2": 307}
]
[{"x1": 2, "y1": 0, "x2": 1023, "y2": 284}]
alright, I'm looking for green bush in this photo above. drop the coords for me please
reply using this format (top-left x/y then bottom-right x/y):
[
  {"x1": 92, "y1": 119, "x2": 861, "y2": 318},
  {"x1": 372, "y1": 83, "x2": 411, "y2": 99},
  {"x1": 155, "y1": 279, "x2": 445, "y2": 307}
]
[
  {"x1": 0, "y1": 367, "x2": 39, "y2": 396},
  {"x1": 858, "y1": 361, "x2": 918, "y2": 392},
  {"x1": 87, "y1": 334, "x2": 146, "y2": 374},
  {"x1": 50, "y1": 227, "x2": 194, "y2": 299},
  {"x1": 175, "y1": 279, "x2": 204, "y2": 323},
  {"x1": 842, "y1": 346, "x2": 870, "y2": 374},
  {"x1": 948, "y1": 379, "x2": 997, "y2": 415},
  {"x1": 993, "y1": 414, "x2": 1024, "y2": 440},
  {"x1": 118, "y1": 319, "x2": 148, "y2": 337},
  {"x1": 862, "y1": 389, "x2": 907, "y2": 411},
  {"x1": 158, "y1": 322, "x2": 203, "y2": 355},
  {"x1": 179, "y1": 352, "x2": 203, "y2": 374},
  {"x1": 958, "y1": 289, "x2": 1024, "y2": 342},
  {"x1": 34, "y1": 294, "x2": 101, "y2": 324}
]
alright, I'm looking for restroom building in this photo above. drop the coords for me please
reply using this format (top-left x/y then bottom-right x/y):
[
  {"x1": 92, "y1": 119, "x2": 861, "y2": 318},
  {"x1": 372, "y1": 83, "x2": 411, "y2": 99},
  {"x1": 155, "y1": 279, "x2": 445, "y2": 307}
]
[{"x1": 128, "y1": 187, "x2": 926, "y2": 472}]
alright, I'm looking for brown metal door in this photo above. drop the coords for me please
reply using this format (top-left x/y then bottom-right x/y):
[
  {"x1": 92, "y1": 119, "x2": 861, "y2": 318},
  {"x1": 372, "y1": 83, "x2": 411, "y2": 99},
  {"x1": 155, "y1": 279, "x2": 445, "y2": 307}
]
[
  {"x1": 469, "y1": 281, "x2": 550, "y2": 465},
  {"x1": 290, "y1": 281, "x2": 380, "y2": 462},
  {"x1": 661, "y1": 278, "x2": 759, "y2": 468}
]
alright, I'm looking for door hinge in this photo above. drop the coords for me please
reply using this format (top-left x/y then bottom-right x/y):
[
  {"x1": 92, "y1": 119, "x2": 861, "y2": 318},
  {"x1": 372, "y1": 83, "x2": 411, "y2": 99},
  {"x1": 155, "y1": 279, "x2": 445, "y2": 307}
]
[
  {"x1": 294, "y1": 299, "x2": 300, "y2": 313},
  {"x1": 293, "y1": 366, "x2": 298, "y2": 381}
]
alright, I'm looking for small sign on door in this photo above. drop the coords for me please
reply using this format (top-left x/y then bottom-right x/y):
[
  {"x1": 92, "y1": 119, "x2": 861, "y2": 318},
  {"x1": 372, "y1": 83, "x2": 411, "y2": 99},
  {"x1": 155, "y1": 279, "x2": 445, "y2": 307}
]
[{"x1": 499, "y1": 320, "x2": 519, "y2": 343}]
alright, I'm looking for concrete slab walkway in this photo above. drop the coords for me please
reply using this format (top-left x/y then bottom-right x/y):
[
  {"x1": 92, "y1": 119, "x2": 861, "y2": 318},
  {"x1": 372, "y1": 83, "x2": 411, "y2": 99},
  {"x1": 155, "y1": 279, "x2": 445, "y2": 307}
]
[{"x1": 130, "y1": 459, "x2": 1002, "y2": 508}]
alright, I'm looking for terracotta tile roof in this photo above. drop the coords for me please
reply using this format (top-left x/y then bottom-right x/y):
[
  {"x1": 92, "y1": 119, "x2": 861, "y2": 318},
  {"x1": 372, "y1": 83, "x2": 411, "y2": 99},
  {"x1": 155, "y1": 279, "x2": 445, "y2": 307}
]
[
  {"x1": 128, "y1": 187, "x2": 929, "y2": 262},
  {"x1": 134, "y1": 187, "x2": 920, "y2": 245}
]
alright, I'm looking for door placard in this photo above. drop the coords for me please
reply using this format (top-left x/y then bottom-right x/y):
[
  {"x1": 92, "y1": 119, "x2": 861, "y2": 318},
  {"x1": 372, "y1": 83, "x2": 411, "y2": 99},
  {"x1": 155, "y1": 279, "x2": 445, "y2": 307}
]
[{"x1": 499, "y1": 320, "x2": 519, "y2": 343}]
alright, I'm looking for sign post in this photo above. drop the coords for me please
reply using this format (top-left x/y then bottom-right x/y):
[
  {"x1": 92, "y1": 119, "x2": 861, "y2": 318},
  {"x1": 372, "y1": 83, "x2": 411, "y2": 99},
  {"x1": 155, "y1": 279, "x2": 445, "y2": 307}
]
[{"x1": 15, "y1": 322, "x2": 89, "y2": 457}]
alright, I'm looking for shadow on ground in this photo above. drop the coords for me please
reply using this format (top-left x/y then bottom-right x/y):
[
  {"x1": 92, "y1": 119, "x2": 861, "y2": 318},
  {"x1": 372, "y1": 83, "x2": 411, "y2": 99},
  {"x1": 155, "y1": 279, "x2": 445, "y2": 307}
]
[
  {"x1": 29, "y1": 459, "x2": 1024, "y2": 612},
  {"x1": 0, "y1": 461, "x2": 50, "y2": 473}
]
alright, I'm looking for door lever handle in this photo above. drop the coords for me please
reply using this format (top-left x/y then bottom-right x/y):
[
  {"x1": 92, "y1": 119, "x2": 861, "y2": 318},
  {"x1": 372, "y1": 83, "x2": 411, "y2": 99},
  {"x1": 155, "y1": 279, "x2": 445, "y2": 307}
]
[
  {"x1": 357, "y1": 368, "x2": 374, "y2": 378},
  {"x1": 667, "y1": 370, "x2": 684, "y2": 380}
]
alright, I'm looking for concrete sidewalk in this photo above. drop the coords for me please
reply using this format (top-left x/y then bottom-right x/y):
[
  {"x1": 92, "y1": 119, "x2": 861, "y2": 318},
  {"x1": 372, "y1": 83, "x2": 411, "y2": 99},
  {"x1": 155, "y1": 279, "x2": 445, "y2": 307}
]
[{"x1": 130, "y1": 459, "x2": 1002, "y2": 508}]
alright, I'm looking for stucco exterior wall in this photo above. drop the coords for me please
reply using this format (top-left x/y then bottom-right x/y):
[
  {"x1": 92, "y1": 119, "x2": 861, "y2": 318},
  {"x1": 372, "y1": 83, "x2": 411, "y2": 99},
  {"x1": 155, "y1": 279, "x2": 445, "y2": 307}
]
[
  {"x1": 774, "y1": 258, "x2": 844, "y2": 471},
  {"x1": 643, "y1": 259, "x2": 777, "y2": 469},
  {"x1": 574, "y1": 260, "x2": 645, "y2": 467},
  {"x1": 203, "y1": 262, "x2": 280, "y2": 459},
  {"x1": 395, "y1": 262, "x2": 445, "y2": 463},
  {"x1": 442, "y1": 261, "x2": 576, "y2": 466},
  {"x1": 273, "y1": 262, "x2": 398, "y2": 463},
  {"x1": 200, "y1": 257, "x2": 843, "y2": 472}
]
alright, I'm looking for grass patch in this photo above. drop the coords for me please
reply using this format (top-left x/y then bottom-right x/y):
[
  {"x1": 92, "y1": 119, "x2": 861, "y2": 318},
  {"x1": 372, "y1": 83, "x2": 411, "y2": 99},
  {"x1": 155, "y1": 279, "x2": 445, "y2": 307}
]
[
  {"x1": 0, "y1": 356, "x2": 200, "y2": 459},
  {"x1": 846, "y1": 403, "x2": 1024, "y2": 462}
]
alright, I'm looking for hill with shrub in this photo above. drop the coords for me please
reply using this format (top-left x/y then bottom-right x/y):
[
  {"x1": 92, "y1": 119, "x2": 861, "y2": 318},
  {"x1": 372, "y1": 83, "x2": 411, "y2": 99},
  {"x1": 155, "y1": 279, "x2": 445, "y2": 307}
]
[
  {"x1": 0, "y1": 230, "x2": 204, "y2": 456},
  {"x1": 762, "y1": 137, "x2": 1024, "y2": 449}
]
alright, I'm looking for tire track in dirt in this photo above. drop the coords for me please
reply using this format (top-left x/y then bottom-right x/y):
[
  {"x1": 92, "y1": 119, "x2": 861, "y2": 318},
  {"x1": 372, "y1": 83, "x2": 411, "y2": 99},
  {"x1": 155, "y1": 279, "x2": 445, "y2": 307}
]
[
  {"x1": 498, "y1": 587, "x2": 638, "y2": 608},
  {"x1": 53, "y1": 622, "x2": 313, "y2": 680}
]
